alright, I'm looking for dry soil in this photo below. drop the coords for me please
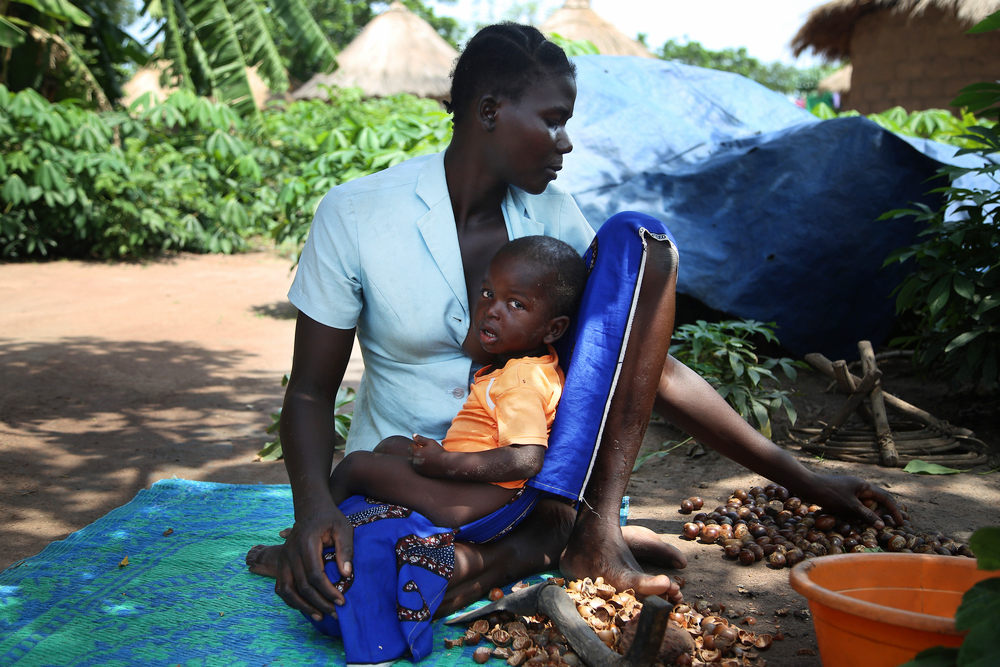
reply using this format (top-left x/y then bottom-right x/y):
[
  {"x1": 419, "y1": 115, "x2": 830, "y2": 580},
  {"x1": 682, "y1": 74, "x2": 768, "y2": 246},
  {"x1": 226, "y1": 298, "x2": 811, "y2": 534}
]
[{"x1": 2, "y1": 249, "x2": 998, "y2": 666}]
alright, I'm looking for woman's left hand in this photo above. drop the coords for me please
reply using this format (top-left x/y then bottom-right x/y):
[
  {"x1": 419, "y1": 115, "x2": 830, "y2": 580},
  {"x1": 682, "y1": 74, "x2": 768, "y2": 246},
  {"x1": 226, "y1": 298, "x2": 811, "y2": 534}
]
[{"x1": 797, "y1": 474, "x2": 904, "y2": 528}]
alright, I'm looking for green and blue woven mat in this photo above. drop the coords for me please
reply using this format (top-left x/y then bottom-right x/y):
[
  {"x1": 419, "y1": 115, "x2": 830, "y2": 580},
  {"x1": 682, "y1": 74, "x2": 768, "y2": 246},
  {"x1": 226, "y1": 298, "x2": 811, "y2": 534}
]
[{"x1": 0, "y1": 479, "x2": 506, "y2": 667}]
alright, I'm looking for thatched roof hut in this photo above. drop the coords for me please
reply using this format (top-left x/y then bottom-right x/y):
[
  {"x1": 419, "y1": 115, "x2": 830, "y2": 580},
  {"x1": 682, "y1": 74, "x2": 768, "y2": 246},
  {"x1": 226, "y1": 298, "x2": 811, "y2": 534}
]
[
  {"x1": 818, "y1": 64, "x2": 852, "y2": 94},
  {"x1": 292, "y1": 1, "x2": 458, "y2": 101},
  {"x1": 540, "y1": 0, "x2": 654, "y2": 58},
  {"x1": 790, "y1": 0, "x2": 1000, "y2": 114},
  {"x1": 792, "y1": 0, "x2": 1000, "y2": 59}
]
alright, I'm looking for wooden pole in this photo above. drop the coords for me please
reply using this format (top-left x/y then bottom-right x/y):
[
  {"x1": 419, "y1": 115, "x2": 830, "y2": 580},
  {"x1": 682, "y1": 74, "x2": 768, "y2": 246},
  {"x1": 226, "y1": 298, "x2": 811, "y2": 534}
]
[
  {"x1": 810, "y1": 370, "x2": 882, "y2": 445},
  {"x1": 804, "y1": 353, "x2": 973, "y2": 436},
  {"x1": 858, "y1": 341, "x2": 899, "y2": 467},
  {"x1": 832, "y1": 360, "x2": 876, "y2": 426}
]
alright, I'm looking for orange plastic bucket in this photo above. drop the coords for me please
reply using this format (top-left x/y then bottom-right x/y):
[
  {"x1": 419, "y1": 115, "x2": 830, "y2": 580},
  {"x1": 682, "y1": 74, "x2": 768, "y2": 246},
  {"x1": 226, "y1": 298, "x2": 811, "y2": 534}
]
[{"x1": 789, "y1": 553, "x2": 997, "y2": 667}]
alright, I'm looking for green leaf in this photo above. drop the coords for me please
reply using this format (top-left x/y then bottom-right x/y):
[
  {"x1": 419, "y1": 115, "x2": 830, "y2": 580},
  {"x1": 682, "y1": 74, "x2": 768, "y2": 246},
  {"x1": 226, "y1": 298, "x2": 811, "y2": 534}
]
[
  {"x1": 953, "y1": 273, "x2": 976, "y2": 300},
  {"x1": 728, "y1": 350, "x2": 744, "y2": 377},
  {"x1": 781, "y1": 395, "x2": 798, "y2": 425},
  {"x1": 967, "y1": 9, "x2": 1000, "y2": 34},
  {"x1": 955, "y1": 579, "x2": 1000, "y2": 630},
  {"x1": 897, "y1": 646, "x2": 959, "y2": 667},
  {"x1": 269, "y1": 0, "x2": 337, "y2": 75},
  {"x1": 256, "y1": 439, "x2": 283, "y2": 461},
  {"x1": 903, "y1": 460, "x2": 963, "y2": 475},
  {"x1": 956, "y1": 616, "x2": 1000, "y2": 667},
  {"x1": 945, "y1": 330, "x2": 986, "y2": 353},
  {"x1": 2, "y1": 174, "x2": 28, "y2": 204},
  {"x1": 896, "y1": 277, "x2": 922, "y2": 312},
  {"x1": 969, "y1": 527, "x2": 1000, "y2": 571},
  {"x1": 927, "y1": 275, "x2": 953, "y2": 316},
  {"x1": 11, "y1": 0, "x2": 92, "y2": 26},
  {"x1": 0, "y1": 16, "x2": 26, "y2": 48}
]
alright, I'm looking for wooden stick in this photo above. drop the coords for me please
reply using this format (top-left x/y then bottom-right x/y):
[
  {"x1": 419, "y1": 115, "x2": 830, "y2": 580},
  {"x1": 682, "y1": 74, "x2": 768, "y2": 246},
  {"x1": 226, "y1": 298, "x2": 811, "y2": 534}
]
[
  {"x1": 858, "y1": 341, "x2": 899, "y2": 467},
  {"x1": 832, "y1": 360, "x2": 876, "y2": 426},
  {"x1": 810, "y1": 370, "x2": 881, "y2": 444},
  {"x1": 804, "y1": 353, "x2": 973, "y2": 436},
  {"x1": 536, "y1": 585, "x2": 691, "y2": 667}
]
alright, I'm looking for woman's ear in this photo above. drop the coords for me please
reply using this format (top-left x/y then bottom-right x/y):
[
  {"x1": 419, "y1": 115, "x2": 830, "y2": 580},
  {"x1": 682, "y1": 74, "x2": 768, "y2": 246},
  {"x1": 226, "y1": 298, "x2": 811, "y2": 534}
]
[
  {"x1": 477, "y1": 94, "x2": 499, "y2": 132},
  {"x1": 543, "y1": 315, "x2": 571, "y2": 344}
]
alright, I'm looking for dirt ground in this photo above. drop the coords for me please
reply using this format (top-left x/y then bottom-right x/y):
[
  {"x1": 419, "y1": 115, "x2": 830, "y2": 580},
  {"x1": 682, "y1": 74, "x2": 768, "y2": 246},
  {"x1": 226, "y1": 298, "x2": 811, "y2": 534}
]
[{"x1": 2, "y1": 249, "x2": 998, "y2": 665}]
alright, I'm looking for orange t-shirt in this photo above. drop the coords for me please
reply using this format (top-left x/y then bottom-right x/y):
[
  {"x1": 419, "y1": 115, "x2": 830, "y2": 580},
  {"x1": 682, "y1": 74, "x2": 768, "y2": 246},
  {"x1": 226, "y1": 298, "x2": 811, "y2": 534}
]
[{"x1": 441, "y1": 347, "x2": 564, "y2": 489}]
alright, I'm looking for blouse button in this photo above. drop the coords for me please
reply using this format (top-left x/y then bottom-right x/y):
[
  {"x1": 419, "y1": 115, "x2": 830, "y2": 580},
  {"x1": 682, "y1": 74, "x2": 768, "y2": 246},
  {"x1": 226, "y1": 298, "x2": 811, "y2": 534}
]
[{"x1": 452, "y1": 387, "x2": 465, "y2": 399}]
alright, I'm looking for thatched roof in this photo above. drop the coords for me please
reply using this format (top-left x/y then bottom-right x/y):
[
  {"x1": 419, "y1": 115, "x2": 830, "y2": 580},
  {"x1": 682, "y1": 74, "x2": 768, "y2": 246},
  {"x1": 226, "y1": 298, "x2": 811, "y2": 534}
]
[
  {"x1": 540, "y1": 0, "x2": 654, "y2": 58},
  {"x1": 792, "y1": 0, "x2": 1000, "y2": 59},
  {"x1": 122, "y1": 62, "x2": 271, "y2": 110},
  {"x1": 818, "y1": 64, "x2": 853, "y2": 93},
  {"x1": 292, "y1": 1, "x2": 458, "y2": 100}
]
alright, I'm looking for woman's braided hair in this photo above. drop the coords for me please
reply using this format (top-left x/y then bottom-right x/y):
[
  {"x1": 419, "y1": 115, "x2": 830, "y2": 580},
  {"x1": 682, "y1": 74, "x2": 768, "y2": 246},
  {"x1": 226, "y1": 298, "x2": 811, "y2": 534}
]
[{"x1": 446, "y1": 23, "x2": 575, "y2": 124}]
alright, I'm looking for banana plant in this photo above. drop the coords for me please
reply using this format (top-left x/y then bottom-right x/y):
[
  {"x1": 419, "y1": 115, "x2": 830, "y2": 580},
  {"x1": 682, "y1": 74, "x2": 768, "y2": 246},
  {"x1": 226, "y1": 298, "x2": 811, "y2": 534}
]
[{"x1": 142, "y1": 0, "x2": 337, "y2": 117}]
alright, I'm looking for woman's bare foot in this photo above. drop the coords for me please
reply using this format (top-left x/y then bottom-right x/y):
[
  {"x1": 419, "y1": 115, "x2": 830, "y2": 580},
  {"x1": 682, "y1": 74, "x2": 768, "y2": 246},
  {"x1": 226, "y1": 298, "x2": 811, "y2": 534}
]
[
  {"x1": 246, "y1": 544, "x2": 282, "y2": 578},
  {"x1": 561, "y1": 510, "x2": 684, "y2": 604}
]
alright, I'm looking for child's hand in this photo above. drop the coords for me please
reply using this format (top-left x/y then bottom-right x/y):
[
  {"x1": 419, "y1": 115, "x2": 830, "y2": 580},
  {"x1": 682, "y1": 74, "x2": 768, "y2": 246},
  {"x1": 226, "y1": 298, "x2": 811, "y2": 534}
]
[{"x1": 410, "y1": 434, "x2": 448, "y2": 478}]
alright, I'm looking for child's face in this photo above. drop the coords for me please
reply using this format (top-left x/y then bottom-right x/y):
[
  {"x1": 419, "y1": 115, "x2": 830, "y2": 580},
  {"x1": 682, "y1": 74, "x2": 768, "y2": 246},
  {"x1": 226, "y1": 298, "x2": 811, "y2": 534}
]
[{"x1": 475, "y1": 253, "x2": 565, "y2": 361}]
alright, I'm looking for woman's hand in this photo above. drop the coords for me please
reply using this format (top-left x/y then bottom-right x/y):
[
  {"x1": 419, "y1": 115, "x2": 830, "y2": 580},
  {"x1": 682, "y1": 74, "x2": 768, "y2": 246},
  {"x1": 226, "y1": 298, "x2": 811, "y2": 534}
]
[
  {"x1": 410, "y1": 434, "x2": 450, "y2": 478},
  {"x1": 795, "y1": 474, "x2": 904, "y2": 528},
  {"x1": 274, "y1": 501, "x2": 354, "y2": 621}
]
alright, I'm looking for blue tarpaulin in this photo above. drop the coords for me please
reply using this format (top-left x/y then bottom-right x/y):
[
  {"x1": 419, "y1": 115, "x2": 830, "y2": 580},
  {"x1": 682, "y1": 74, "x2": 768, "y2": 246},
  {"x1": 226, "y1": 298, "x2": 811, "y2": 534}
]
[{"x1": 561, "y1": 56, "x2": 952, "y2": 359}]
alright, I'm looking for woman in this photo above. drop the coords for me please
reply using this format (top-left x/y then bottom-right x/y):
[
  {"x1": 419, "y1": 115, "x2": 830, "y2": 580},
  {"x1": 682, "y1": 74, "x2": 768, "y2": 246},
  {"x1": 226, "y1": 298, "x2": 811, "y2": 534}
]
[{"x1": 249, "y1": 22, "x2": 900, "y2": 632}]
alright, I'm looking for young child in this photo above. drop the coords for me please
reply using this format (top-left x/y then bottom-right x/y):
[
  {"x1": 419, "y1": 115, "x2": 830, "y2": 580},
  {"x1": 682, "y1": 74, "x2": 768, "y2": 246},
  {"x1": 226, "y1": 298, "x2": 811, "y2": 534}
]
[{"x1": 323, "y1": 234, "x2": 587, "y2": 532}]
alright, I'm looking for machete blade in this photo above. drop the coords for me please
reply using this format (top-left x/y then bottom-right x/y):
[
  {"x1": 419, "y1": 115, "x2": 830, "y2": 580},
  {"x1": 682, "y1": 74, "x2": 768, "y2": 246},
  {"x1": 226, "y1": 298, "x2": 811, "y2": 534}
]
[{"x1": 443, "y1": 580, "x2": 554, "y2": 625}]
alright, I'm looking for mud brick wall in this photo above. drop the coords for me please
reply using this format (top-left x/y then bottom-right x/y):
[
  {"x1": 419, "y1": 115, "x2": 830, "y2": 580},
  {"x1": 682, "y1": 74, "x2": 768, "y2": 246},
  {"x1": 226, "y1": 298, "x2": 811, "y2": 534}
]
[{"x1": 845, "y1": 6, "x2": 1000, "y2": 115}]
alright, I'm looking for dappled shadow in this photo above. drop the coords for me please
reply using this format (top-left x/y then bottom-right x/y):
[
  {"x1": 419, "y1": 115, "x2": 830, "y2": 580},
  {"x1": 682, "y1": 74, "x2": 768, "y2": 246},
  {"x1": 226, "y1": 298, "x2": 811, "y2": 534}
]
[
  {"x1": 0, "y1": 338, "x2": 292, "y2": 570},
  {"x1": 250, "y1": 301, "x2": 298, "y2": 320}
]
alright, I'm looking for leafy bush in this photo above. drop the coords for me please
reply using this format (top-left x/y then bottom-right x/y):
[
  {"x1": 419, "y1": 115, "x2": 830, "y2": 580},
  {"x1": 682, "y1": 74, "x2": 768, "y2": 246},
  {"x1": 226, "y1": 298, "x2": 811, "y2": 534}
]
[
  {"x1": 265, "y1": 87, "x2": 452, "y2": 252},
  {"x1": 0, "y1": 85, "x2": 452, "y2": 259},
  {"x1": 881, "y1": 126, "x2": 1000, "y2": 390},
  {"x1": 878, "y1": 10, "x2": 1000, "y2": 392},
  {"x1": 257, "y1": 379, "x2": 355, "y2": 461},
  {"x1": 669, "y1": 320, "x2": 803, "y2": 439},
  {"x1": 810, "y1": 104, "x2": 996, "y2": 149},
  {"x1": 0, "y1": 86, "x2": 271, "y2": 257},
  {"x1": 634, "y1": 320, "x2": 803, "y2": 470}
]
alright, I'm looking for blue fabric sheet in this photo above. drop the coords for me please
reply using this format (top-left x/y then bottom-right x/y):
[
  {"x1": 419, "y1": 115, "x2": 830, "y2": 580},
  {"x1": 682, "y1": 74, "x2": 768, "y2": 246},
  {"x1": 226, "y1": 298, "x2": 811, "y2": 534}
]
[{"x1": 561, "y1": 55, "x2": 974, "y2": 359}]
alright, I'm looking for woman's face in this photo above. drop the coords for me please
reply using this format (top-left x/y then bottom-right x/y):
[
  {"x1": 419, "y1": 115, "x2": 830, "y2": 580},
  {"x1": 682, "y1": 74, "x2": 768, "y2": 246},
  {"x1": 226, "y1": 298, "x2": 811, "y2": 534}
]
[{"x1": 490, "y1": 72, "x2": 577, "y2": 195}]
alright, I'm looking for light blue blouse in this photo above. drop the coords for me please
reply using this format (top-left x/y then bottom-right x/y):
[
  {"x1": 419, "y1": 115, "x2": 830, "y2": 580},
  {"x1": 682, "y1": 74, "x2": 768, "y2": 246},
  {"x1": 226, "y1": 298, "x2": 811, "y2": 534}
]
[{"x1": 288, "y1": 151, "x2": 595, "y2": 453}]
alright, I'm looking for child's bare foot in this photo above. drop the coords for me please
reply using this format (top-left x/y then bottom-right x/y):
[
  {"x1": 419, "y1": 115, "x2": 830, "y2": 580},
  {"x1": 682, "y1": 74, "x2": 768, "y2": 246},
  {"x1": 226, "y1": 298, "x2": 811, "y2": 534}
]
[{"x1": 246, "y1": 544, "x2": 282, "y2": 578}]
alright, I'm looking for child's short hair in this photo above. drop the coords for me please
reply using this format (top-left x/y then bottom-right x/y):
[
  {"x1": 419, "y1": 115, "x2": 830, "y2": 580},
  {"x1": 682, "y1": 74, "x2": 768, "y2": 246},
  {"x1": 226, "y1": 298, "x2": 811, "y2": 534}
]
[{"x1": 494, "y1": 236, "x2": 587, "y2": 318}]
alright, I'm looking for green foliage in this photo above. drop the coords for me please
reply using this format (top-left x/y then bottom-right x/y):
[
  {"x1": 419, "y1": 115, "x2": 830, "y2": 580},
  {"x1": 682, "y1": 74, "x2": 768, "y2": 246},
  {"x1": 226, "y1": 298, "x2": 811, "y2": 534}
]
[
  {"x1": 880, "y1": 125, "x2": 1000, "y2": 390},
  {"x1": 144, "y1": 0, "x2": 336, "y2": 118},
  {"x1": 900, "y1": 526, "x2": 1000, "y2": 667},
  {"x1": 903, "y1": 460, "x2": 964, "y2": 475},
  {"x1": 547, "y1": 32, "x2": 599, "y2": 57},
  {"x1": 956, "y1": 10, "x2": 1000, "y2": 118},
  {"x1": 658, "y1": 37, "x2": 839, "y2": 95},
  {"x1": 0, "y1": 84, "x2": 451, "y2": 259},
  {"x1": 810, "y1": 104, "x2": 996, "y2": 149},
  {"x1": 266, "y1": 87, "x2": 452, "y2": 253},
  {"x1": 2, "y1": 0, "x2": 146, "y2": 108},
  {"x1": 257, "y1": 379, "x2": 355, "y2": 461},
  {"x1": 668, "y1": 320, "x2": 804, "y2": 439}
]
